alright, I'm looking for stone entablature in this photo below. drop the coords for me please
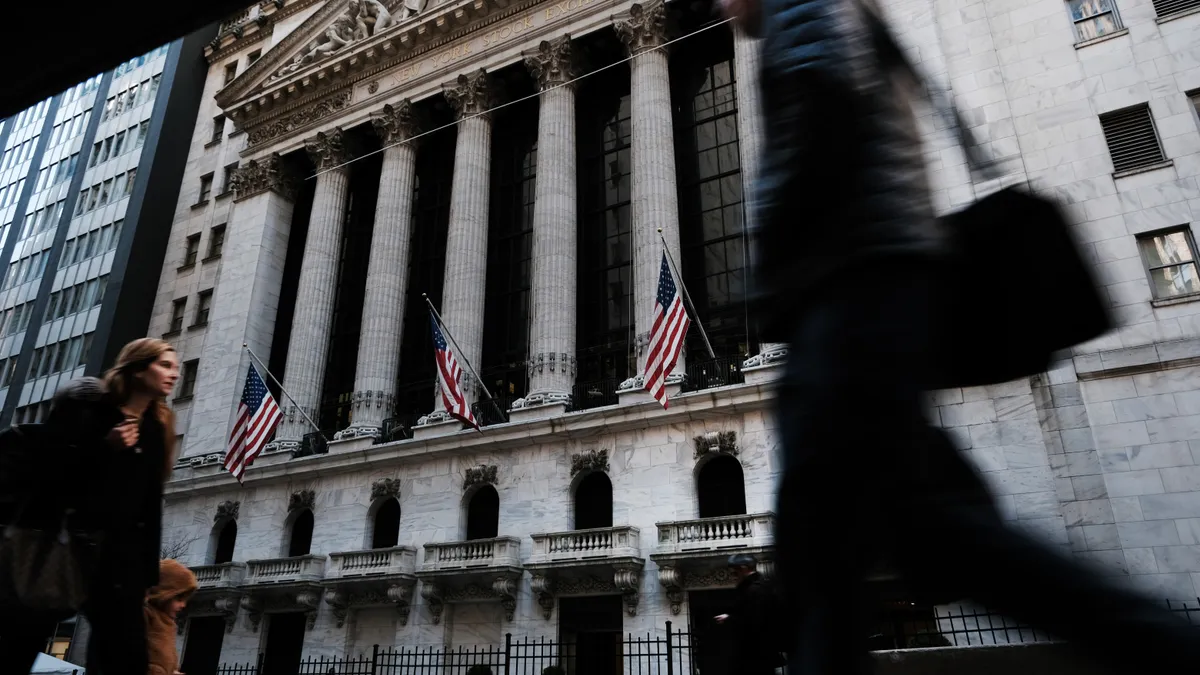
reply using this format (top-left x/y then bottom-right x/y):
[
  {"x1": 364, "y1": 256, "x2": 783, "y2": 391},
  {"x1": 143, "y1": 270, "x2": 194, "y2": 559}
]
[{"x1": 221, "y1": 0, "x2": 640, "y2": 152}]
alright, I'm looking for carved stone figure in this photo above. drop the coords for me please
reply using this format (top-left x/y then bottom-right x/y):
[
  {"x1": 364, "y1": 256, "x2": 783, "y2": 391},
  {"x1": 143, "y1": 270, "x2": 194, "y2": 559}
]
[
  {"x1": 524, "y1": 36, "x2": 577, "y2": 91},
  {"x1": 399, "y1": 0, "x2": 428, "y2": 20},
  {"x1": 270, "y1": 0, "x2": 427, "y2": 83},
  {"x1": 615, "y1": 1, "x2": 669, "y2": 55},
  {"x1": 357, "y1": 0, "x2": 395, "y2": 38}
]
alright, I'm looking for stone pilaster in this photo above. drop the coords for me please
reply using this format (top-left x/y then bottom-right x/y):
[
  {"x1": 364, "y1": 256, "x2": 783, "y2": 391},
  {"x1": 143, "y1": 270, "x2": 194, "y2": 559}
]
[
  {"x1": 424, "y1": 70, "x2": 496, "y2": 421},
  {"x1": 615, "y1": 1, "x2": 685, "y2": 389},
  {"x1": 516, "y1": 36, "x2": 577, "y2": 416},
  {"x1": 184, "y1": 155, "x2": 298, "y2": 459},
  {"x1": 732, "y1": 29, "x2": 788, "y2": 375},
  {"x1": 339, "y1": 103, "x2": 420, "y2": 439},
  {"x1": 275, "y1": 129, "x2": 352, "y2": 446}
]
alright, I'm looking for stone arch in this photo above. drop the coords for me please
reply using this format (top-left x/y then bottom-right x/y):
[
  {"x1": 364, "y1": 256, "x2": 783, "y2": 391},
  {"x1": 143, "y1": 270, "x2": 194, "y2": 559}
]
[
  {"x1": 284, "y1": 508, "x2": 315, "y2": 557},
  {"x1": 572, "y1": 471, "x2": 614, "y2": 530},
  {"x1": 695, "y1": 453, "x2": 746, "y2": 518},
  {"x1": 463, "y1": 484, "x2": 500, "y2": 540},
  {"x1": 209, "y1": 518, "x2": 238, "y2": 564},
  {"x1": 369, "y1": 497, "x2": 402, "y2": 549}
]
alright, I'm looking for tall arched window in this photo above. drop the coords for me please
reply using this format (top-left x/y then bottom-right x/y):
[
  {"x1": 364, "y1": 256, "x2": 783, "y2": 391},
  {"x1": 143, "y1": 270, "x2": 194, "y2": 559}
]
[
  {"x1": 465, "y1": 485, "x2": 500, "y2": 541},
  {"x1": 288, "y1": 510, "x2": 314, "y2": 557},
  {"x1": 696, "y1": 455, "x2": 746, "y2": 518},
  {"x1": 372, "y1": 499, "x2": 401, "y2": 549},
  {"x1": 574, "y1": 472, "x2": 614, "y2": 530},
  {"x1": 212, "y1": 519, "x2": 237, "y2": 564}
]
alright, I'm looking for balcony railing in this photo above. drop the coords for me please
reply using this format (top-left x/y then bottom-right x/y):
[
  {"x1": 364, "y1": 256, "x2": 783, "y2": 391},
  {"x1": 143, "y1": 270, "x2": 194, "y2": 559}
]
[
  {"x1": 655, "y1": 513, "x2": 775, "y2": 555},
  {"x1": 378, "y1": 413, "x2": 422, "y2": 444},
  {"x1": 191, "y1": 562, "x2": 247, "y2": 589},
  {"x1": 420, "y1": 536, "x2": 522, "y2": 572},
  {"x1": 244, "y1": 554, "x2": 326, "y2": 584},
  {"x1": 328, "y1": 547, "x2": 417, "y2": 579},
  {"x1": 470, "y1": 395, "x2": 516, "y2": 427},
  {"x1": 529, "y1": 526, "x2": 640, "y2": 565},
  {"x1": 570, "y1": 378, "x2": 619, "y2": 411},
  {"x1": 293, "y1": 431, "x2": 329, "y2": 458},
  {"x1": 682, "y1": 356, "x2": 746, "y2": 393}
]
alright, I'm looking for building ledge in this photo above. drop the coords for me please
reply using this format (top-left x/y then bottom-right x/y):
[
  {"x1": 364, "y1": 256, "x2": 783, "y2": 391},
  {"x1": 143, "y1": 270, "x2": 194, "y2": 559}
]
[
  {"x1": 1073, "y1": 28, "x2": 1128, "y2": 49},
  {"x1": 191, "y1": 199, "x2": 210, "y2": 210},
  {"x1": 323, "y1": 547, "x2": 418, "y2": 627},
  {"x1": 650, "y1": 512, "x2": 776, "y2": 614},
  {"x1": 1151, "y1": 291, "x2": 1200, "y2": 308},
  {"x1": 1113, "y1": 160, "x2": 1174, "y2": 180},
  {"x1": 417, "y1": 537, "x2": 524, "y2": 623},
  {"x1": 1073, "y1": 336, "x2": 1200, "y2": 379},
  {"x1": 1157, "y1": 6, "x2": 1200, "y2": 23}
]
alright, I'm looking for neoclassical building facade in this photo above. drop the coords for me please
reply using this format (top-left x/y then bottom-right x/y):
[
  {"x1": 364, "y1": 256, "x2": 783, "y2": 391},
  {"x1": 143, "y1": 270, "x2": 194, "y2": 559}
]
[{"x1": 154, "y1": 0, "x2": 1200, "y2": 670}]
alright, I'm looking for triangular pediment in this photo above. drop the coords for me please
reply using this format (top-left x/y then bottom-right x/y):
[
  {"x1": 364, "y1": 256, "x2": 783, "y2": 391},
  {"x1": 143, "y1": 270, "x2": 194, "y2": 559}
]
[{"x1": 217, "y1": 0, "x2": 429, "y2": 110}]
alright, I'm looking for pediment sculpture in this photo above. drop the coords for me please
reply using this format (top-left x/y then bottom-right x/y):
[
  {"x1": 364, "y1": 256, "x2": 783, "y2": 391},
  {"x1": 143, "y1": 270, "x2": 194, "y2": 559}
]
[{"x1": 269, "y1": 0, "x2": 429, "y2": 83}]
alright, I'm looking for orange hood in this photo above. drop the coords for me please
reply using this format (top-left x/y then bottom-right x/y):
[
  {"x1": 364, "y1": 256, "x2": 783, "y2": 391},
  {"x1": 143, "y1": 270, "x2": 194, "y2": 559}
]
[{"x1": 147, "y1": 559, "x2": 198, "y2": 606}]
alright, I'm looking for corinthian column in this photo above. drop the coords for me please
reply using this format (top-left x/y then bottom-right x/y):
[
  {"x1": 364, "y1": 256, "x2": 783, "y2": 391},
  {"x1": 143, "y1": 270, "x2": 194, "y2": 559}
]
[
  {"x1": 615, "y1": 1, "x2": 685, "y2": 389},
  {"x1": 339, "y1": 102, "x2": 420, "y2": 440},
  {"x1": 275, "y1": 129, "x2": 352, "y2": 447},
  {"x1": 516, "y1": 36, "x2": 577, "y2": 416},
  {"x1": 422, "y1": 70, "x2": 496, "y2": 423}
]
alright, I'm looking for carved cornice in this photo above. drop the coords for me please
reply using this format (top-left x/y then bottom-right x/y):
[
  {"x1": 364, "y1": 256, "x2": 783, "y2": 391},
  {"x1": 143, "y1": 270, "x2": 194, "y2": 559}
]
[
  {"x1": 615, "y1": 1, "x2": 668, "y2": 55},
  {"x1": 570, "y1": 449, "x2": 609, "y2": 477},
  {"x1": 247, "y1": 91, "x2": 353, "y2": 148},
  {"x1": 214, "y1": 500, "x2": 240, "y2": 522},
  {"x1": 693, "y1": 431, "x2": 738, "y2": 459},
  {"x1": 444, "y1": 70, "x2": 498, "y2": 120},
  {"x1": 304, "y1": 127, "x2": 351, "y2": 170},
  {"x1": 288, "y1": 489, "x2": 316, "y2": 512},
  {"x1": 370, "y1": 100, "x2": 419, "y2": 146},
  {"x1": 464, "y1": 464, "x2": 498, "y2": 490},
  {"x1": 524, "y1": 36, "x2": 577, "y2": 91},
  {"x1": 371, "y1": 477, "x2": 402, "y2": 501},
  {"x1": 230, "y1": 153, "x2": 298, "y2": 202}
]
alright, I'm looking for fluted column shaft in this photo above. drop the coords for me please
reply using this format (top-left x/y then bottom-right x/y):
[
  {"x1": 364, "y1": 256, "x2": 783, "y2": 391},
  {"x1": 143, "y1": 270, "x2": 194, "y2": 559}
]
[
  {"x1": 345, "y1": 103, "x2": 419, "y2": 434},
  {"x1": 435, "y1": 70, "x2": 495, "y2": 413},
  {"x1": 617, "y1": 1, "x2": 684, "y2": 380},
  {"x1": 277, "y1": 129, "x2": 351, "y2": 443},
  {"x1": 524, "y1": 37, "x2": 577, "y2": 405}
]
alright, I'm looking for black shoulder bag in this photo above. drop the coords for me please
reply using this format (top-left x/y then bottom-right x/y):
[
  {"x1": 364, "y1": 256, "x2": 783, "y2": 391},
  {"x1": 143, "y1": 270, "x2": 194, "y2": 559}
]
[{"x1": 863, "y1": 5, "x2": 1114, "y2": 388}]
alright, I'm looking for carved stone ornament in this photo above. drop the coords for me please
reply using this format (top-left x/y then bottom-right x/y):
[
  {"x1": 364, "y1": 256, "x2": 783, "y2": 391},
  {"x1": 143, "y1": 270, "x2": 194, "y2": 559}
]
[
  {"x1": 657, "y1": 565, "x2": 684, "y2": 615},
  {"x1": 524, "y1": 36, "x2": 577, "y2": 91},
  {"x1": 230, "y1": 153, "x2": 297, "y2": 202},
  {"x1": 214, "y1": 500, "x2": 240, "y2": 523},
  {"x1": 443, "y1": 70, "x2": 497, "y2": 120},
  {"x1": 288, "y1": 489, "x2": 316, "y2": 512},
  {"x1": 742, "y1": 345, "x2": 789, "y2": 369},
  {"x1": 493, "y1": 576, "x2": 518, "y2": 622},
  {"x1": 268, "y1": 0, "x2": 429, "y2": 83},
  {"x1": 615, "y1": 1, "x2": 668, "y2": 55},
  {"x1": 421, "y1": 582, "x2": 444, "y2": 624},
  {"x1": 304, "y1": 127, "x2": 351, "y2": 171},
  {"x1": 370, "y1": 100, "x2": 419, "y2": 146},
  {"x1": 247, "y1": 90, "x2": 353, "y2": 147},
  {"x1": 530, "y1": 574, "x2": 555, "y2": 620},
  {"x1": 527, "y1": 352, "x2": 577, "y2": 377},
  {"x1": 371, "y1": 477, "x2": 401, "y2": 502},
  {"x1": 570, "y1": 449, "x2": 610, "y2": 477},
  {"x1": 614, "y1": 566, "x2": 642, "y2": 617},
  {"x1": 367, "y1": 80, "x2": 380, "y2": 94},
  {"x1": 693, "y1": 431, "x2": 738, "y2": 459},
  {"x1": 464, "y1": 465, "x2": 498, "y2": 490}
]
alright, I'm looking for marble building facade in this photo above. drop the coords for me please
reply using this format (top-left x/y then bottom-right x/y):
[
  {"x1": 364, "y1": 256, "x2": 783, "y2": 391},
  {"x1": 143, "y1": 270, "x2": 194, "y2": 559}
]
[{"x1": 153, "y1": 0, "x2": 1200, "y2": 666}]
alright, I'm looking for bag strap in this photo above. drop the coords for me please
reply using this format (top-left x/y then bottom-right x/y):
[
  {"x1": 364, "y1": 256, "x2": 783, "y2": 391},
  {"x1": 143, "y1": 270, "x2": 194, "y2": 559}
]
[{"x1": 856, "y1": 1, "x2": 1004, "y2": 182}]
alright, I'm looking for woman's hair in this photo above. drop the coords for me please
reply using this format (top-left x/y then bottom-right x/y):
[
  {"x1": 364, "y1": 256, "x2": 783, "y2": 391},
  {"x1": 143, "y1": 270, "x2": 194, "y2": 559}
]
[{"x1": 102, "y1": 338, "x2": 177, "y2": 479}]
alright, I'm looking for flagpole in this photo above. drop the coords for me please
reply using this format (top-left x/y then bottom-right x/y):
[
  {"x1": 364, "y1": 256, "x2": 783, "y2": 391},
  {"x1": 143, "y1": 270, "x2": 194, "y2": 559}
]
[
  {"x1": 657, "y1": 229, "x2": 717, "y2": 360},
  {"x1": 242, "y1": 344, "x2": 326, "y2": 439},
  {"x1": 422, "y1": 294, "x2": 496, "y2": 403}
]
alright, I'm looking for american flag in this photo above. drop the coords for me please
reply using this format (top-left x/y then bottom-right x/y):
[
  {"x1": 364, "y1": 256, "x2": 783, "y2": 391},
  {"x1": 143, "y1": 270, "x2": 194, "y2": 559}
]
[
  {"x1": 225, "y1": 364, "x2": 282, "y2": 482},
  {"x1": 429, "y1": 310, "x2": 478, "y2": 429},
  {"x1": 644, "y1": 251, "x2": 690, "y2": 408}
]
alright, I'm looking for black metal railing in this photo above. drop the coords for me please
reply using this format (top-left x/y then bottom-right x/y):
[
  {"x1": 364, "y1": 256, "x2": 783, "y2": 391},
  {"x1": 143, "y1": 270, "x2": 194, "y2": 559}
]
[
  {"x1": 215, "y1": 660, "x2": 260, "y2": 675},
  {"x1": 292, "y1": 431, "x2": 328, "y2": 458},
  {"x1": 470, "y1": 395, "x2": 515, "y2": 428},
  {"x1": 682, "y1": 355, "x2": 746, "y2": 393},
  {"x1": 377, "y1": 413, "x2": 423, "y2": 444},
  {"x1": 570, "y1": 378, "x2": 620, "y2": 411}
]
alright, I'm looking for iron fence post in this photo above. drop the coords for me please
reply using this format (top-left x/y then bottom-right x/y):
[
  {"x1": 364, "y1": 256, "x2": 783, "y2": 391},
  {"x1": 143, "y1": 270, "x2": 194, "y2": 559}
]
[
  {"x1": 372, "y1": 644, "x2": 379, "y2": 675},
  {"x1": 505, "y1": 632, "x2": 512, "y2": 675},
  {"x1": 256, "y1": 652, "x2": 265, "y2": 675},
  {"x1": 666, "y1": 620, "x2": 674, "y2": 675}
]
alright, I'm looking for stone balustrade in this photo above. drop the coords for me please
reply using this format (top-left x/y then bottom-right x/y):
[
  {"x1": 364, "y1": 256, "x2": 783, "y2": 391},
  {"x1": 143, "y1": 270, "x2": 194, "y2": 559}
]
[
  {"x1": 654, "y1": 513, "x2": 775, "y2": 555},
  {"x1": 328, "y1": 546, "x2": 417, "y2": 578},
  {"x1": 244, "y1": 554, "x2": 326, "y2": 584},
  {"x1": 529, "y1": 526, "x2": 641, "y2": 565},
  {"x1": 190, "y1": 562, "x2": 247, "y2": 590},
  {"x1": 420, "y1": 536, "x2": 522, "y2": 572}
]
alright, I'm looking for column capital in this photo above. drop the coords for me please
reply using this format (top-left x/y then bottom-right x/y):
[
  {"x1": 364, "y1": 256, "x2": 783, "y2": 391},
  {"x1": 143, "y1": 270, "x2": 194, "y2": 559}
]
[
  {"x1": 615, "y1": 1, "x2": 668, "y2": 55},
  {"x1": 443, "y1": 69, "x2": 499, "y2": 120},
  {"x1": 370, "y1": 100, "x2": 419, "y2": 146},
  {"x1": 231, "y1": 153, "x2": 298, "y2": 202},
  {"x1": 304, "y1": 127, "x2": 351, "y2": 171},
  {"x1": 524, "y1": 36, "x2": 577, "y2": 91}
]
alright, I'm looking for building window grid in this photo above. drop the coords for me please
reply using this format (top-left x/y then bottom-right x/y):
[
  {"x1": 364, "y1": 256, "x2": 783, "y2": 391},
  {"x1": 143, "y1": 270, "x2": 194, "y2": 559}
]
[
  {"x1": 197, "y1": 174, "x2": 213, "y2": 204},
  {"x1": 577, "y1": 83, "x2": 635, "y2": 384},
  {"x1": 1100, "y1": 103, "x2": 1167, "y2": 174},
  {"x1": 1067, "y1": 0, "x2": 1124, "y2": 42},
  {"x1": 169, "y1": 298, "x2": 187, "y2": 333},
  {"x1": 1137, "y1": 226, "x2": 1200, "y2": 300},
  {"x1": 194, "y1": 290, "x2": 213, "y2": 327},
  {"x1": 182, "y1": 233, "x2": 201, "y2": 267},
  {"x1": 178, "y1": 359, "x2": 199, "y2": 399},
  {"x1": 207, "y1": 224, "x2": 226, "y2": 260}
]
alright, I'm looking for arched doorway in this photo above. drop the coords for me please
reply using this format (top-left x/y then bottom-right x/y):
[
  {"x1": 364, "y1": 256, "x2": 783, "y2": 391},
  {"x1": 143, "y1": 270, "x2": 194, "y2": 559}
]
[
  {"x1": 287, "y1": 510, "x2": 314, "y2": 557},
  {"x1": 574, "y1": 472, "x2": 613, "y2": 530},
  {"x1": 212, "y1": 519, "x2": 237, "y2": 564},
  {"x1": 696, "y1": 455, "x2": 746, "y2": 518},
  {"x1": 372, "y1": 498, "x2": 401, "y2": 549},
  {"x1": 465, "y1": 485, "x2": 499, "y2": 540}
]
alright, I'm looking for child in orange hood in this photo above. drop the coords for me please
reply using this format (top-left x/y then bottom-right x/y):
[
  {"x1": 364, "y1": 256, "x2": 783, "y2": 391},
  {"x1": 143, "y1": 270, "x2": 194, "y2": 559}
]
[{"x1": 144, "y1": 559, "x2": 198, "y2": 675}]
